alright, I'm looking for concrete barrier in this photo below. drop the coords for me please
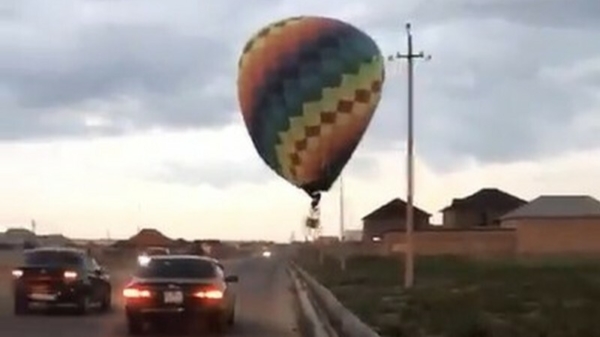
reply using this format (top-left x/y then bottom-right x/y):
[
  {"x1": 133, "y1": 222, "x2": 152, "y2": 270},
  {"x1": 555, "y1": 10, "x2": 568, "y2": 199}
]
[{"x1": 292, "y1": 263, "x2": 381, "y2": 337}]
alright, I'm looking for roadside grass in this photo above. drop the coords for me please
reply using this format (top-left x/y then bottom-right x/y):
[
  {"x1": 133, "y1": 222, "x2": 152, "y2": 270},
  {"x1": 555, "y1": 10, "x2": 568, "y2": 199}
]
[{"x1": 295, "y1": 249, "x2": 600, "y2": 337}]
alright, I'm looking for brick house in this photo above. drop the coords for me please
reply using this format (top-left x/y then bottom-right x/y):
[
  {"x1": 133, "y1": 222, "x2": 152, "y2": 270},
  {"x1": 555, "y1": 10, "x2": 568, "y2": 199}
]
[
  {"x1": 362, "y1": 198, "x2": 431, "y2": 242},
  {"x1": 125, "y1": 228, "x2": 174, "y2": 249},
  {"x1": 500, "y1": 195, "x2": 600, "y2": 255},
  {"x1": 441, "y1": 188, "x2": 526, "y2": 229}
]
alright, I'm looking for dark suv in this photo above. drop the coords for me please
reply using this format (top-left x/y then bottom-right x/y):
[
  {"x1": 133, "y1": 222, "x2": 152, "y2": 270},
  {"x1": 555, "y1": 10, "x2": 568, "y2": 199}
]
[{"x1": 11, "y1": 247, "x2": 112, "y2": 315}]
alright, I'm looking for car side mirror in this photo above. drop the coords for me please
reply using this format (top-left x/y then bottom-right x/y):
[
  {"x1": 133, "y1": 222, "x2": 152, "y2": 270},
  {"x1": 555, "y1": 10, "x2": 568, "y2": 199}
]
[{"x1": 224, "y1": 275, "x2": 238, "y2": 283}]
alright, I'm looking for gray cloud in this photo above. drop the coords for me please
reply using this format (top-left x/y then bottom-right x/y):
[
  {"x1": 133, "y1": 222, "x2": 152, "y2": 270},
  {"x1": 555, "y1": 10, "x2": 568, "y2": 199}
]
[
  {"x1": 356, "y1": 0, "x2": 600, "y2": 170},
  {"x1": 0, "y1": 0, "x2": 251, "y2": 140},
  {"x1": 344, "y1": 153, "x2": 381, "y2": 178},
  {"x1": 156, "y1": 150, "x2": 381, "y2": 189},
  {"x1": 2, "y1": 0, "x2": 600, "y2": 176},
  {"x1": 154, "y1": 161, "x2": 273, "y2": 189}
]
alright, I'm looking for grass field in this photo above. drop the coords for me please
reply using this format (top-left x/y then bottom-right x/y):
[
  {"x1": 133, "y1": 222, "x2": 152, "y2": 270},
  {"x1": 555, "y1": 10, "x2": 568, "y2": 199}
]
[{"x1": 296, "y1": 248, "x2": 600, "y2": 337}]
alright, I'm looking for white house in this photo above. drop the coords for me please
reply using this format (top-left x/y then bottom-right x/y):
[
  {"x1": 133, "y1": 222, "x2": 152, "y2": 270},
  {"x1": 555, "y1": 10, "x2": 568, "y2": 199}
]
[
  {"x1": 0, "y1": 228, "x2": 37, "y2": 248},
  {"x1": 0, "y1": 228, "x2": 74, "y2": 249},
  {"x1": 343, "y1": 229, "x2": 363, "y2": 242}
]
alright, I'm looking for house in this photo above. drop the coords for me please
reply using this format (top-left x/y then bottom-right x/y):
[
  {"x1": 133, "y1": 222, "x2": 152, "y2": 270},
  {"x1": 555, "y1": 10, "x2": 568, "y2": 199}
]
[
  {"x1": 441, "y1": 188, "x2": 526, "y2": 229},
  {"x1": 500, "y1": 195, "x2": 600, "y2": 255},
  {"x1": 362, "y1": 198, "x2": 431, "y2": 242},
  {"x1": 124, "y1": 228, "x2": 174, "y2": 249},
  {"x1": 0, "y1": 228, "x2": 38, "y2": 249},
  {"x1": 72, "y1": 239, "x2": 116, "y2": 247},
  {"x1": 343, "y1": 229, "x2": 363, "y2": 242},
  {"x1": 315, "y1": 236, "x2": 339, "y2": 245},
  {"x1": 37, "y1": 234, "x2": 74, "y2": 247}
]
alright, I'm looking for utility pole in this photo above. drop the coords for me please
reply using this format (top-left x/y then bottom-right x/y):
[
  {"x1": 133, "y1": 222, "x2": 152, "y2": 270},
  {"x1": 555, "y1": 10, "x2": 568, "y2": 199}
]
[
  {"x1": 339, "y1": 174, "x2": 346, "y2": 270},
  {"x1": 339, "y1": 175, "x2": 345, "y2": 241},
  {"x1": 137, "y1": 202, "x2": 142, "y2": 234},
  {"x1": 388, "y1": 23, "x2": 430, "y2": 288}
]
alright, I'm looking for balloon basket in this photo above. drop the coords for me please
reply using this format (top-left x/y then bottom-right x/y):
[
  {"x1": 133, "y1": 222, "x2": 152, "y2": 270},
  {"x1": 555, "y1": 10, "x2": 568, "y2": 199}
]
[{"x1": 303, "y1": 226, "x2": 322, "y2": 242}]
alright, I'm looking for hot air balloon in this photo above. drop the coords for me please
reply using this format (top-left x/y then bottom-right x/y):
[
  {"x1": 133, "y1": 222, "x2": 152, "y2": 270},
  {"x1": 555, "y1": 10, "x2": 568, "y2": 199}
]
[{"x1": 237, "y1": 16, "x2": 385, "y2": 215}]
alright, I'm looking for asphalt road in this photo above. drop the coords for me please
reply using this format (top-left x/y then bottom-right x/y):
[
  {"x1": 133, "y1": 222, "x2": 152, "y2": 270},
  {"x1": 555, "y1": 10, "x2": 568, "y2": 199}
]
[{"x1": 0, "y1": 256, "x2": 302, "y2": 337}]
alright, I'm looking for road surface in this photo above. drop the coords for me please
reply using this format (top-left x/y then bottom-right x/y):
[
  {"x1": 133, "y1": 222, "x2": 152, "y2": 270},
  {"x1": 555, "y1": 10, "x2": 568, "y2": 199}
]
[{"x1": 0, "y1": 256, "x2": 302, "y2": 337}]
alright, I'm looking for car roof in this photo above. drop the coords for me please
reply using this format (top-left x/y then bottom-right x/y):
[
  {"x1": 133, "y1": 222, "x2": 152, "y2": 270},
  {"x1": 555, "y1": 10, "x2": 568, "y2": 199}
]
[
  {"x1": 148, "y1": 254, "x2": 217, "y2": 262},
  {"x1": 25, "y1": 247, "x2": 85, "y2": 254}
]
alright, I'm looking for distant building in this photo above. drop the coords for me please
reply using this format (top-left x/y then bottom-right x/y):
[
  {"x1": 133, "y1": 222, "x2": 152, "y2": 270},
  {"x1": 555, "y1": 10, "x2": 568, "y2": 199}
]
[
  {"x1": 441, "y1": 188, "x2": 526, "y2": 229},
  {"x1": 501, "y1": 195, "x2": 600, "y2": 255},
  {"x1": 37, "y1": 234, "x2": 74, "y2": 247},
  {"x1": 342, "y1": 229, "x2": 363, "y2": 242},
  {"x1": 362, "y1": 198, "x2": 431, "y2": 242},
  {"x1": 0, "y1": 228, "x2": 38, "y2": 249},
  {"x1": 71, "y1": 239, "x2": 117, "y2": 247},
  {"x1": 315, "y1": 236, "x2": 339, "y2": 245},
  {"x1": 117, "y1": 228, "x2": 174, "y2": 250}
]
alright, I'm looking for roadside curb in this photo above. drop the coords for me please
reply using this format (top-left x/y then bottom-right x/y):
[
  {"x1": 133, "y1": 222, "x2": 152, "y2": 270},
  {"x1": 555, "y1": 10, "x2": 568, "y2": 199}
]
[{"x1": 290, "y1": 263, "x2": 381, "y2": 337}]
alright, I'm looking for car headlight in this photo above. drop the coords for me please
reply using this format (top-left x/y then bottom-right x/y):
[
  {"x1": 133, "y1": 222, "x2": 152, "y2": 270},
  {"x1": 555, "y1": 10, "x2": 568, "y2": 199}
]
[
  {"x1": 262, "y1": 251, "x2": 271, "y2": 258},
  {"x1": 138, "y1": 255, "x2": 151, "y2": 266}
]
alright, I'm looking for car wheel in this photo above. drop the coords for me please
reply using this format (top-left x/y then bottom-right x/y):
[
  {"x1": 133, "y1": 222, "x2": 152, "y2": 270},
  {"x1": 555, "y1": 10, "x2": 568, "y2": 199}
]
[
  {"x1": 127, "y1": 316, "x2": 144, "y2": 335},
  {"x1": 13, "y1": 296, "x2": 29, "y2": 316}
]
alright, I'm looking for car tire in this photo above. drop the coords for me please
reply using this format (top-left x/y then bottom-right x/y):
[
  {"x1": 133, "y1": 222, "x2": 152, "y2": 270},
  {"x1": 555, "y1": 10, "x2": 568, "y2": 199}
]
[
  {"x1": 127, "y1": 317, "x2": 144, "y2": 335},
  {"x1": 13, "y1": 296, "x2": 29, "y2": 316}
]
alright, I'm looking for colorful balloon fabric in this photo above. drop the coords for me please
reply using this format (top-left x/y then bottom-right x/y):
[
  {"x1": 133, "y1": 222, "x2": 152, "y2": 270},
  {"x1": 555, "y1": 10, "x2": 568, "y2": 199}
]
[{"x1": 237, "y1": 16, "x2": 385, "y2": 197}]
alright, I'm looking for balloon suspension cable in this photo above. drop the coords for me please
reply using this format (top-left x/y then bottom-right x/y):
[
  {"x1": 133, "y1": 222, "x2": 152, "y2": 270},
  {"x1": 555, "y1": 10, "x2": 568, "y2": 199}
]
[{"x1": 305, "y1": 191, "x2": 322, "y2": 231}]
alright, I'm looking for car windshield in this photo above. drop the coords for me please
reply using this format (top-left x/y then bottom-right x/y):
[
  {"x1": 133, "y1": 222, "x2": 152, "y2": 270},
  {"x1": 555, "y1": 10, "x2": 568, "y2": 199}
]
[
  {"x1": 24, "y1": 251, "x2": 83, "y2": 266},
  {"x1": 136, "y1": 258, "x2": 216, "y2": 279},
  {"x1": 144, "y1": 248, "x2": 168, "y2": 255}
]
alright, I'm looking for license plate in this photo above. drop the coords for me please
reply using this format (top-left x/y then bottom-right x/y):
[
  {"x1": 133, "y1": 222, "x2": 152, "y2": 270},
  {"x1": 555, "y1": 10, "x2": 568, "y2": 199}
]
[
  {"x1": 29, "y1": 293, "x2": 56, "y2": 301},
  {"x1": 31, "y1": 285, "x2": 48, "y2": 293},
  {"x1": 163, "y1": 291, "x2": 183, "y2": 304}
]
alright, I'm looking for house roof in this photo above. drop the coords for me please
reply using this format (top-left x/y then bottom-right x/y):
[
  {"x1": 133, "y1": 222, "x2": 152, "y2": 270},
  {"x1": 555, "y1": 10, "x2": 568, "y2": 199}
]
[
  {"x1": 37, "y1": 234, "x2": 74, "y2": 247},
  {"x1": 501, "y1": 195, "x2": 600, "y2": 220},
  {"x1": 111, "y1": 239, "x2": 132, "y2": 248},
  {"x1": 127, "y1": 228, "x2": 173, "y2": 247},
  {"x1": 362, "y1": 198, "x2": 430, "y2": 221},
  {"x1": 441, "y1": 188, "x2": 526, "y2": 212},
  {"x1": 4, "y1": 228, "x2": 36, "y2": 238}
]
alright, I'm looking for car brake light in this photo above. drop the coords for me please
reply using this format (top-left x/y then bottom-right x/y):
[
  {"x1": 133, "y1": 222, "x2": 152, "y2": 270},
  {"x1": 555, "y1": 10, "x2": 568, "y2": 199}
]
[
  {"x1": 63, "y1": 271, "x2": 78, "y2": 279},
  {"x1": 193, "y1": 289, "x2": 223, "y2": 299},
  {"x1": 11, "y1": 269, "x2": 23, "y2": 278},
  {"x1": 123, "y1": 287, "x2": 152, "y2": 298}
]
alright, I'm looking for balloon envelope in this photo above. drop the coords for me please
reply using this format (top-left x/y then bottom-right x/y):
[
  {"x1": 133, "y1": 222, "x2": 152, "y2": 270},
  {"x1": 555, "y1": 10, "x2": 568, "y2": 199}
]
[{"x1": 237, "y1": 16, "x2": 385, "y2": 195}]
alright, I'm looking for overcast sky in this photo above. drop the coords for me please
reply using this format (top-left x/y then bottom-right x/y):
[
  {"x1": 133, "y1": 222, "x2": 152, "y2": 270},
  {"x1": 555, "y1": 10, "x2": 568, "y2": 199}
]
[{"x1": 0, "y1": 0, "x2": 599, "y2": 241}]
